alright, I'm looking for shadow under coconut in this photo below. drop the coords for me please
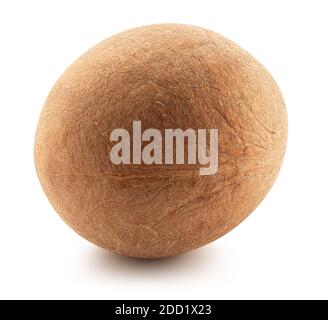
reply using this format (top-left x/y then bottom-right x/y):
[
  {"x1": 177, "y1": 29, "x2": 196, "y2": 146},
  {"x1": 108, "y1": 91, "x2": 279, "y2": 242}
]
[{"x1": 84, "y1": 243, "x2": 223, "y2": 280}]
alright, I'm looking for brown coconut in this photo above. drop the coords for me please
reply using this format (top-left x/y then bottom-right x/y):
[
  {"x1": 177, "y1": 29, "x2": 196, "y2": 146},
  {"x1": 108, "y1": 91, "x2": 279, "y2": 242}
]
[{"x1": 34, "y1": 24, "x2": 288, "y2": 258}]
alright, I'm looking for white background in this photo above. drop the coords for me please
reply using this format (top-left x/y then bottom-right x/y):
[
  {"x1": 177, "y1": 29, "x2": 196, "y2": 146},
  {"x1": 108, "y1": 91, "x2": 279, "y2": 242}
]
[{"x1": 0, "y1": 0, "x2": 327, "y2": 300}]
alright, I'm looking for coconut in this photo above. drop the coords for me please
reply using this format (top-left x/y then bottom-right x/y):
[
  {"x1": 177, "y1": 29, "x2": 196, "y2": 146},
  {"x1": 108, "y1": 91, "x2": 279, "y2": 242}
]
[{"x1": 34, "y1": 24, "x2": 288, "y2": 258}]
